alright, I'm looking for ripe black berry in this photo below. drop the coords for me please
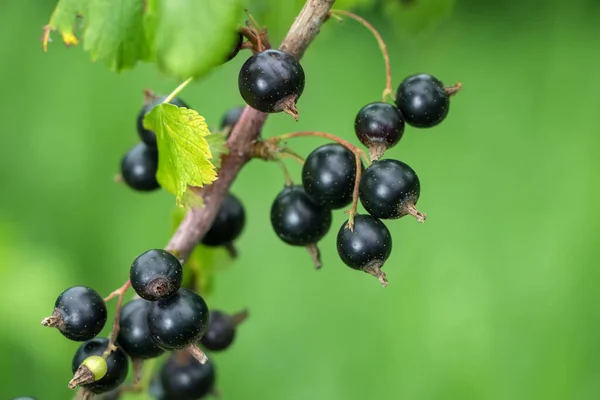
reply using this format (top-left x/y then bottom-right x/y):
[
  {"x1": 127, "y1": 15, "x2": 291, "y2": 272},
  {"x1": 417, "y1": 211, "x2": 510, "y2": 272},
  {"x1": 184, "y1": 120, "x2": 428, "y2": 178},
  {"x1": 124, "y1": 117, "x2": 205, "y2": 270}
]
[
  {"x1": 41, "y1": 286, "x2": 107, "y2": 341},
  {"x1": 220, "y1": 106, "x2": 245, "y2": 131},
  {"x1": 271, "y1": 185, "x2": 332, "y2": 246},
  {"x1": 359, "y1": 159, "x2": 426, "y2": 222},
  {"x1": 354, "y1": 102, "x2": 405, "y2": 160},
  {"x1": 137, "y1": 96, "x2": 189, "y2": 147},
  {"x1": 202, "y1": 194, "x2": 245, "y2": 247},
  {"x1": 238, "y1": 49, "x2": 305, "y2": 119},
  {"x1": 396, "y1": 74, "x2": 449, "y2": 128},
  {"x1": 225, "y1": 32, "x2": 244, "y2": 62},
  {"x1": 120, "y1": 143, "x2": 160, "y2": 192},
  {"x1": 72, "y1": 338, "x2": 129, "y2": 394},
  {"x1": 160, "y1": 353, "x2": 216, "y2": 400},
  {"x1": 302, "y1": 144, "x2": 357, "y2": 210},
  {"x1": 337, "y1": 215, "x2": 392, "y2": 286},
  {"x1": 117, "y1": 299, "x2": 164, "y2": 360},
  {"x1": 130, "y1": 249, "x2": 183, "y2": 301},
  {"x1": 146, "y1": 288, "x2": 210, "y2": 350},
  {"x1": 200, "y1": 309, "x2": 248, "y2": 352}
]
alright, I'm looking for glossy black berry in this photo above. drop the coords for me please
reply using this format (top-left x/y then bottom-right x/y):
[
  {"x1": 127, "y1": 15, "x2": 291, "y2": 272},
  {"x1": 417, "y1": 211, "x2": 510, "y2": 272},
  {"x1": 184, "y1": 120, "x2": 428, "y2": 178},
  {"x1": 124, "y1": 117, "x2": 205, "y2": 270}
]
[
  {"x1": 354, "y1": 102, "x2": 405, "y2": 160},
  {"x1": 202, "y1": 194, "x2": 245, "y2": 247},
  {"x1": 238, "y1": 49, "x2": 305, "y2": 118},
  {"x1": 147, "y1": 288, "x2": 210, "y2": 350},
  {"x1": 120, "y1": 143, "x2": 160, "y2": 192},
  {"x1": 359, "y1": 159, "x2": 425, "y2": 221},
  {"x1": 72, "y1": 338, "x2": 129, "y2": 394},
  {"x1": 396, "y1": 74, "x2": 449, "y2": 128},
  {"x1": 160, "y1": 353, "x2": 216, "y2": 400},
  {"x1": 337, "y1": 215, "x2": 392, "y2": 286},
  {"x1": 225, "y1": 31, "x2": 244, "y2": 62},
  {"x1": 137, "y1": 96, "x2": 189, "y2": 147},
  {"x1": 302, "y1": 144, "x2": 357, "y2": 209},
  {"x1": 130, "y1": 249, "x2": 183, "y2": 301},
  {"x1": 219, "y1": 106, "x2": 245, "y2": 131},
  {"x1": 42, "y1": 286, "x2": 107, "y2": 341},
  {"x1": 117, "y1": 299, "x2": 164, "y2": 360},
  {"x1": 271, "y1": 185, "x2": 332, "y2": 246},
  {"x1": 200, "y1": 310, "x2": 247, "y2": 351}
]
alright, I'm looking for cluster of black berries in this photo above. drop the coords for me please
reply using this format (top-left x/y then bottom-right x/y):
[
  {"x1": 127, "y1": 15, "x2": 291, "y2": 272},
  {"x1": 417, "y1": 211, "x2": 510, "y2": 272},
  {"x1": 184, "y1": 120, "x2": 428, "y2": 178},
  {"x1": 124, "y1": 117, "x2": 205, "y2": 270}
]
[
  {"x1": 41, "y1": 241, "x2": 248, "y2": 398},
  {"x1": 237, "y1": 47, "x2": 456, "y2": 286}
]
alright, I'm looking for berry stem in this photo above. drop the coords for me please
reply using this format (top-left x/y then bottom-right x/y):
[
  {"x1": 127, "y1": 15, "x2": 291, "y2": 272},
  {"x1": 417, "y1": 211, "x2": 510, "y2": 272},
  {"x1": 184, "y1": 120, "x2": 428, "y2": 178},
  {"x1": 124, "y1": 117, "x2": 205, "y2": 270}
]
[
  {"x1": 230, "y1": 309, "x2": 250, "y2": 326},
  {"x1": 102, "y1": 279, "x2": 131, "y2": 359},
  {"x1": 279, "y1": 148, "x2": 306, "y2": 166},
  {"x1": 306, "y1": 243, "x2": 323, "y2": 269},
  {"x1": 163, "y1": 77, "x2": 194, "y2": 105},
  {"x1": 276, "y1": 159, "x2": 295, "y2": 186},
  {"x1": 269, "y1": 131, "x2": 367, "y2": 230},
  {"x1": 187, "y1": 343, "x2": 209, "y2": 364},
  {"x1": 445, "y1": 82, "x2": 463, "y2": 96},
  {"x1": 331, "y1": 9, "x2": 394, "y2": 102}
]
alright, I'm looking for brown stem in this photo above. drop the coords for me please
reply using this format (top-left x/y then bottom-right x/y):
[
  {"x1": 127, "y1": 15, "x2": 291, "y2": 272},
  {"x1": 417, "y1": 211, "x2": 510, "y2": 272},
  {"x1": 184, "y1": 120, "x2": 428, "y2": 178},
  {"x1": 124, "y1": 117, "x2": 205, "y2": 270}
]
[
  {"x1": 306, "y1": 243, "x2": 322, "y2": 269},
  {"x1": 276, "y1": 159, "x2": 295, "y2": 186},
  {"x1": 230, "y1": 309, "x2": 250, "y2": 326},
  {"x1": 188, "y1": 344, "x2": 209, "y2": 364},
  {"x1": 102, "y1": 280, "x2": 131, "y2": 358},
  {"x1": 445, "y1": 82, "x2": 463, "y2": 96},
  {"x1": 269, "y1": 131, "x2": 366, "y2": 230},
  {"x1": 166, "y1": 0, "x2": 336, "y2": 263},
  {"x1": 280, "y1": 148, "x2": 306, "y2": 166},
  {"x1": 225, "y1": 242, "x2": 239, "y2": 258},
  {"x1": 331, "y1": 10, "x2": 394, "y2": 102}
]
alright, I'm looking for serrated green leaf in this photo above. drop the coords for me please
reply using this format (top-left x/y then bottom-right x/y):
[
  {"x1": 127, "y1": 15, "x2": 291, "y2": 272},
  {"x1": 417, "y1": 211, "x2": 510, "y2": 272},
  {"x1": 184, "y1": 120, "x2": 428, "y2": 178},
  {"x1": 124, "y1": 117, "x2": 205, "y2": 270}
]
[
  {"x1": 154, "y1": 0, "x2": 243, "y2": 79},
  {"x1": 383, "y1": 0, "x2": 455, "y2": 35},
  {"x1": 205, "y1": 133, "x2": 229, "y2": 169},
  {"x1": 83, "y1": 0, "x2": 152, "y2": 70},
  {"x1": 144, "y1": 103, "x2": 217, "y2": 207},
  {"x1": 43, "y1": 0, "x2": 87, "y2": 50}
]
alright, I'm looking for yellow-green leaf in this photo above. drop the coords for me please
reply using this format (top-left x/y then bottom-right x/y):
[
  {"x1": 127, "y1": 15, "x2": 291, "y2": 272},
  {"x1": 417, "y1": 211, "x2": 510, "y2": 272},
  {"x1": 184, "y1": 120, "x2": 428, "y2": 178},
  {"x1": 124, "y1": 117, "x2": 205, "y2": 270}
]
[
  {"x1": 205, "y1": 133, "x2": 229, "y2": 169},
  {"x1": 144, "y1": 103, "x2": 217, "y2": 207}
]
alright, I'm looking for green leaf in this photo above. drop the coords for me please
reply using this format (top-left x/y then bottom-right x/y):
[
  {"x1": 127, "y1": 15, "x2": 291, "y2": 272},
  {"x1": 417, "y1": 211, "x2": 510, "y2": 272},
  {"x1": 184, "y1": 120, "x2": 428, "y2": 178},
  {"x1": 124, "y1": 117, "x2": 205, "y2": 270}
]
[
  {"x1": 83, "y1": 0, "x2": 153, "y2": 70},
  {"x1": 382, "y1": 0, "x2": 455, "y2": 35},
  {"x1": 205, "y1": 133, "x2": 229, "y2": 169},
  {"x1": 144, "y1": 103, "x2": 217, "y2": 207},
  {"x1": 155, "y1": 0, "x2": 244, "y2": 79},
  {"x1": 43, "y1": 0, "x2": 87, "y2": 50}
]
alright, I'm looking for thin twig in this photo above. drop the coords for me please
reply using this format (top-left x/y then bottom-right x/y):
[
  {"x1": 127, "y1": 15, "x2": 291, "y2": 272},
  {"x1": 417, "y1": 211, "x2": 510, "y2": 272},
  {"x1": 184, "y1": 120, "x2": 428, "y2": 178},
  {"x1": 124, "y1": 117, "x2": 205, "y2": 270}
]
[{"x1": 102, "y1": 280, "x2": 131, "y2": 358}]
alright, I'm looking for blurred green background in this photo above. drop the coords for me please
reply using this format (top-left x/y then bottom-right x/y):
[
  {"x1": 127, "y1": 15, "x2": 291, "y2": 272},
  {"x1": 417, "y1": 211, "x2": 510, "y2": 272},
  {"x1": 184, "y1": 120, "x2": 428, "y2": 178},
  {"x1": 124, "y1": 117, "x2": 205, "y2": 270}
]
[{"x1": 1, "y1": 0, "x2": 599, "y2": 399}]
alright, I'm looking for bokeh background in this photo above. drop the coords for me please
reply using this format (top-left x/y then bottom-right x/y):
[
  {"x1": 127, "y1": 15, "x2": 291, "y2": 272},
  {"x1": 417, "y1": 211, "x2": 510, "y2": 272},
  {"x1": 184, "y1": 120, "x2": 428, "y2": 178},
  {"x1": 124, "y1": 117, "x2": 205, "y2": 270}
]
[{"x1": 1, "y1": 0, "x2": 599, "y2": 399}]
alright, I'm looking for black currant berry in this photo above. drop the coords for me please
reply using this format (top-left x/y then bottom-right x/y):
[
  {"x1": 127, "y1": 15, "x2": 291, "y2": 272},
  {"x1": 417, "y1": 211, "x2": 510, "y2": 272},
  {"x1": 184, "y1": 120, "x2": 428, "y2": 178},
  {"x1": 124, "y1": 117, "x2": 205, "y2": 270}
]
[
  {"x1": 271, "y1": 185, "x2": 332, "y2": 246},
  {"x1": 359, "y1": 159, "x2": 426, "y2": 222},
  {"x1": 396, "y1": 74, "x2": 449, "y2": 128},
  {"x1": 202, "y1": 194, "x2": 246, "y2": 247},
  {"x1": 220, "y1": 106, "x2": 245, "y2": 131},
  {"x1": 137, "y1": 96, "x2": 189, "y2": 147},
  {"x1": 160, "y1": 353, "x2": 216, "y2": 400},
  {"x1": 117, "y1": 299, "x2": 164, "y2": 360},
  {"x1": 130, "y1": 249, "x2": 183, "y2": 301},
  {"x1": 146, "y1": 288, "x2": 210, "y2": 351},
  {"x1": 41, "y1": 286, "x2": 107, "y2": 341},
  {"x1": 71, "y1": 338, "x2": 129, "y2": 394},
  {"x1": 337, "y1": 215, "x2": 392, "y2": 286},
  {"x1": 354, "y1": 102, "x2": 405, "y2": 160},
  {"x1": 200, "y1": 309, "x2": 248, "y2": 352},
  {"x1": 238, "y1": 49, "x2": 305, "y2": 119},
  {"x1": 302, "y1": 144, "x2": 357, "y2": 210},
  {"x1": 120, "y1": 143, "x2": 160, "y2": 192},
  {"x1": 225, "y1": 31, "x2": 244, "y2": 62}
]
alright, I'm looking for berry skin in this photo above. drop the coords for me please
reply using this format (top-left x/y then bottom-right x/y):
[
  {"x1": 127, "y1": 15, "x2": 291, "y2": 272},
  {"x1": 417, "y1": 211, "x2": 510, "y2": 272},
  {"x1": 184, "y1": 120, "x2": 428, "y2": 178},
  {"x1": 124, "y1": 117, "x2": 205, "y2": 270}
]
[
  {"x1": 395, "y1": 74, "x2": 449, "y2": 128},
  {"x1": 354, "y1": 102, "x2": 405, "y2": 160},
  {"x1": 301, "y1": 144, "x2": 357, "y2": 210},
  {"x1": 117, "y1": 299, "x2": 164, "y2": 360},
  {"x1": 220, "y1": 106, "x2": 245, "y2": 131},
  {"x1": 200, "y1": 310, "x2": 247, "y2": 352},
  {"x1": 146, "y1": 288, "x2": 210, "y2": 350},
  {"x1": 202, "y1": 194, "x2": 246, "y2": 247},
  {"x1": 41, "y1": 286, "x2": 107, "y2": 341},
  {"x1": 137, "y1": 96, "x2": 189, "y2": 147},
  {"x1": 72, "y1": 338, "x2": 129, "y2": 394},
  {"x1": 160, "y1": 353, "x2": 216, "y2": 400},
  {"x1": 337, "y1": 215, "x2": 392, "y2": 286},
  {"x1": 120, "y1": 143, "x2": 160, "y2": 192},
  {"x1": 130, "y1": 249, "x2": 183, "y2": 301},
  {"x1": 359, "y1": 159, "x2": 426, "y2": 222},
  {"x1": 271, "y1": 185, "x2": 332, "y2": 246},
  {"x1": 238, "y1": 49, "x2": 305, "y2": 118}
]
